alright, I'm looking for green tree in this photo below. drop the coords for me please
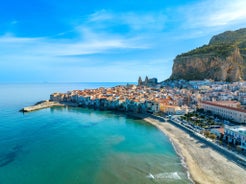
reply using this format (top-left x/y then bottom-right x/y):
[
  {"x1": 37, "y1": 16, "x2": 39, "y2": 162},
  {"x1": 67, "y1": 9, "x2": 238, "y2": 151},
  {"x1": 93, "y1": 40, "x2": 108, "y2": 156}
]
[{"x1": 209, "y1": 134, "x2": 217, "y2": 140}]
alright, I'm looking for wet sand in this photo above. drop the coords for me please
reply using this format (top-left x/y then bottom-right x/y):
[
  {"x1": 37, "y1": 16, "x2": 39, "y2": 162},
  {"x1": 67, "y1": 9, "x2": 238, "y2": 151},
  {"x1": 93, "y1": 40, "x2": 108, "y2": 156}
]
[{"x1": 139, "y1": 116, "x2": 246, "y2": 184}]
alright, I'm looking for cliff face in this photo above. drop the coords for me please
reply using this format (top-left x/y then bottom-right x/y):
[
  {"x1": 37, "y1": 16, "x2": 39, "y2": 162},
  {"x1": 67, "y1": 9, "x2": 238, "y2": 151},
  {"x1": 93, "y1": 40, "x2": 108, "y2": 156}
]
[{"x1": 169, "y1": 28, "x2": 246, "y2": 82}]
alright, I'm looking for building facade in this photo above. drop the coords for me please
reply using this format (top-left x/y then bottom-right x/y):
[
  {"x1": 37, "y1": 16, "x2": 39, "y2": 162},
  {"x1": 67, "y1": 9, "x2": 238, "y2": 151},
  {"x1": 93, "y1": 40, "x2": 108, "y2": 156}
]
[
  {"x1": 224, "y1": 125, "x2": 246, "y2": 150},
  {"x1": 200, "y1": 101, "x2": 246, "y2": 124}
]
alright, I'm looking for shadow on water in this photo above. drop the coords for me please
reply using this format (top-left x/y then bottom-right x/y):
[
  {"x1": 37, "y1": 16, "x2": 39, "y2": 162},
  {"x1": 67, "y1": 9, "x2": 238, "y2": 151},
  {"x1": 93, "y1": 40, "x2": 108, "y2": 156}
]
[{"x1": 0, "y1": 144, "x2": 23, "y2": 168}]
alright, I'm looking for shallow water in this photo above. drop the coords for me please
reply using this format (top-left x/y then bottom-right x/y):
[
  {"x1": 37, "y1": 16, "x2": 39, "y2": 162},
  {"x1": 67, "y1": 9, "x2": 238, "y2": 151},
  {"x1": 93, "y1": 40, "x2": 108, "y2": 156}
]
[{"x1": 0, "y1": 83, "x2": 191, "y2": 184}]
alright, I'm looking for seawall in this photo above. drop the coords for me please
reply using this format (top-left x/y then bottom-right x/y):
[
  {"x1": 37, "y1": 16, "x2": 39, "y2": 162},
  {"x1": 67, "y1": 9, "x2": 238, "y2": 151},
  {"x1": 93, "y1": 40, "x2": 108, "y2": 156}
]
[{"x1": 20, "y1": 100, "x2": 65, "y2": 112}]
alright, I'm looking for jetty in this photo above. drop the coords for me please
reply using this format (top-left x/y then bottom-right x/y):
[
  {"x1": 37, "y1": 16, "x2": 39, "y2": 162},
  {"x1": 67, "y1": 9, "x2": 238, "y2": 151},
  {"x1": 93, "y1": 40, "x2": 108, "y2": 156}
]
[{"x1": 20, "y1": 100, "x2": 65, "y2": 112}]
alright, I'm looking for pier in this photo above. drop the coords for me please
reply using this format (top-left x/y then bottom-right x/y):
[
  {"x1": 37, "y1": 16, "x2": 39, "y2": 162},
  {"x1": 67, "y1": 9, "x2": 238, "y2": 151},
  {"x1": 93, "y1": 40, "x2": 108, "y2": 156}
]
[{"x1": 20, "y1": 100, "x2": 65, "y2": 112}]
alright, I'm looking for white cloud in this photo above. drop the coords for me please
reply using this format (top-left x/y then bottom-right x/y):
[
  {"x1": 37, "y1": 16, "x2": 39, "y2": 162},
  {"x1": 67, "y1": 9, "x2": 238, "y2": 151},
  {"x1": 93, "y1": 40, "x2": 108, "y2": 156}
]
[
  {"x1": 0, "y1": 28, "x2": 148, "y2": 62},
  {"x1": 181, "y1": 0, "x2": 246, "y2": 28},
  {"x1": 87, "y1": 10, "x2": 166, "y2": 32},
  {"x1": 121, "y1": 12, "x2": 166, "y2": 31},
  {"x1": 0, "y1": 34, "x2": 41, "y2": 43},
  {"x1": 0, "y1": 9, "x2": 179, "y2": 82},
  {"x1": 88, "y1": 9, "x2": 113, "y2": 22}
]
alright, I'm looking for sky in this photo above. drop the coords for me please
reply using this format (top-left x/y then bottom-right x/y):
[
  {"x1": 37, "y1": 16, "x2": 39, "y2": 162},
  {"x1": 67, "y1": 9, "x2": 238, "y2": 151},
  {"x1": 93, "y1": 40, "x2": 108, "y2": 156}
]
[{"x1": 0, "y1": 0, "x2": 246, "y2": 83}]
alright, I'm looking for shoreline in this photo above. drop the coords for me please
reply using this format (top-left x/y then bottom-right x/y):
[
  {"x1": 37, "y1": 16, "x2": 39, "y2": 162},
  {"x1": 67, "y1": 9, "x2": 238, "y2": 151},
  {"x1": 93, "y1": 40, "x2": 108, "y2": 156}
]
[
  {"x1": 135, "y1": 114, "x2": 246, "y2": 184},
  {"x1": 170, "y1": 136, "x2": 193, "y2": 183},
  {"x1": 21, "y1": 103, "x2": 246, "y2": 183},
  {"x1": 125, "y1": 113, "x2": 194, "y2": 183}
]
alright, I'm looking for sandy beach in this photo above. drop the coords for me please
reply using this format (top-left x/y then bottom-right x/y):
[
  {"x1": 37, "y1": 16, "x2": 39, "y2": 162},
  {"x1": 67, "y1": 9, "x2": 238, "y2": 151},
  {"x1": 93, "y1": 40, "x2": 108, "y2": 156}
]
[{"x1": 141, "y1": 116, "x2": 246, "y2": 184}]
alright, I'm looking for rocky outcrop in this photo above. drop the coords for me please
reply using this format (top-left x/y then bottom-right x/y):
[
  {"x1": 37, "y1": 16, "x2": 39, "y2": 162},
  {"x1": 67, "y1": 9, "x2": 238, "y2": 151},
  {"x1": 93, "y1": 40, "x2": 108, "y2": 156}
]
[{"x1": 169, "y1": 28, "x2": 246, "y2": 82}]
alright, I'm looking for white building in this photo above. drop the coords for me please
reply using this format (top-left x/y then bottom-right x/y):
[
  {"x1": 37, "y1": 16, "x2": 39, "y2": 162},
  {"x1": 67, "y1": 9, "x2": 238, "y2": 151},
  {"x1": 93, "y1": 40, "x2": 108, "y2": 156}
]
[
  {"x1": 224, "y1": 125, "x2": 246, "y2": 150},
  {"x1": 200, "y1": 101, "x2": 246, "y2": 124},
  {"x1": 239, "y1": 90, "x2": 246, "y2": 105}
]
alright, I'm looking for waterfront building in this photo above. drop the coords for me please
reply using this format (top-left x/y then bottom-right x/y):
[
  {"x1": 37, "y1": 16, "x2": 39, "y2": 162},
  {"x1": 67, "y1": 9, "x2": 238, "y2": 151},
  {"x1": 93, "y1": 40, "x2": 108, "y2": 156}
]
[
  {"x1": 210, "y1": 127, "x2": 224, "y2": 139},
  {"x1": 224, "y1": 125, "x2": 246, "y2": 150},
  {"x1": 159, "y1": 104, "x2": 187, "y2": 115},
  {"x1": 239, "y1": 89, "x2": 246, "y2": 105},
  {"x1": 200, "y1": 101, "x2": 246, "y2": 124}
]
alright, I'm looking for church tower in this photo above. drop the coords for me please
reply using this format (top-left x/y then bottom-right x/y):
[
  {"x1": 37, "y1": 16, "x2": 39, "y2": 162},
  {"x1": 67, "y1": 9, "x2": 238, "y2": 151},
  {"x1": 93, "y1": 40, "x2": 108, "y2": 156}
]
[{"x1": 138, "y1": 76, "x2": 143, "y2": 86}]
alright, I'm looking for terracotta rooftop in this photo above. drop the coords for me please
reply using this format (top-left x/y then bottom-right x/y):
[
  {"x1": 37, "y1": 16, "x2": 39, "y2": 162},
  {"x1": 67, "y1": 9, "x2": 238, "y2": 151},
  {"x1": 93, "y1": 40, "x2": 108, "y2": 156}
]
[{"x1": 201, "y1": 101, "x2": 246, "y2": 113}]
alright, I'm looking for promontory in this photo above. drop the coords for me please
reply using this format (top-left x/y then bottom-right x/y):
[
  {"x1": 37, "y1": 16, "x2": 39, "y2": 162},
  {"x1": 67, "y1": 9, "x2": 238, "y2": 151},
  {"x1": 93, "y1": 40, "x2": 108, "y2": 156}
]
[{"x1": 169, "y1": 28, "x2": 246, "y2": 82}]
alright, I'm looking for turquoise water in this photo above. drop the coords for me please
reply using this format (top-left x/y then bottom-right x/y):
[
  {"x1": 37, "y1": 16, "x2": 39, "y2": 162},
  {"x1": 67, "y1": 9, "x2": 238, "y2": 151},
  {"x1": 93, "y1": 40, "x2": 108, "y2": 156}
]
[{"x1": 0, "y1": 83, "x2": 191, "y2": 184}]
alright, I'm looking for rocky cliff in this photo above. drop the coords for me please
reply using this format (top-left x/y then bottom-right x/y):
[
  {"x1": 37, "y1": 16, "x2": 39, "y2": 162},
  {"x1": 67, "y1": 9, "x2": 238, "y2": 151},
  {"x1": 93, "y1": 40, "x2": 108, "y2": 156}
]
[{"x1": 169, "y1": 28, "x2": 246, "y2": 82}]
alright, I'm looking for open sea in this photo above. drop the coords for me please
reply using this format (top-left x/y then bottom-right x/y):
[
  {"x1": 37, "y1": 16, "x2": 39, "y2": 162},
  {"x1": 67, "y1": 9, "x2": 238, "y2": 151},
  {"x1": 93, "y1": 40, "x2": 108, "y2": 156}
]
[{"x1": 0, "y1": 83, "x2": 191, "y2": 184}]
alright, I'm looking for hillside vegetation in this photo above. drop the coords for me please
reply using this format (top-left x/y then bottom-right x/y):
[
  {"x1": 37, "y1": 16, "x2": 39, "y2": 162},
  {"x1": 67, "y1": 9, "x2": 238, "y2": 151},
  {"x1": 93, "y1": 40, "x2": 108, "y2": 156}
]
[
  {"x1": 170, "y1": 28, "x2": 246, "y2": 82},
  {"x1": 177, "y1": 28, "x2": 246, "y2": 58}
]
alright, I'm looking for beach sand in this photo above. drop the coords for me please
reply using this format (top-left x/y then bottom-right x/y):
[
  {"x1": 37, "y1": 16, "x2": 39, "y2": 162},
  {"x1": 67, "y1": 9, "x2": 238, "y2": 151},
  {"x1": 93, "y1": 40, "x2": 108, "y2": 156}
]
[{"x1": 141, "y1": 116, "x2": 246, "y2": 184}]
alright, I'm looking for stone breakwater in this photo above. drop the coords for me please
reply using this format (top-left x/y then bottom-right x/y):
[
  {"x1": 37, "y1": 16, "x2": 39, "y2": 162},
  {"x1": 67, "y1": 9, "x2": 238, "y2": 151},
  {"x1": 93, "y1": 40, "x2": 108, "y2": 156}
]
[{"x1": 20, "y1": 100, "x2": 65, "y2": 112}]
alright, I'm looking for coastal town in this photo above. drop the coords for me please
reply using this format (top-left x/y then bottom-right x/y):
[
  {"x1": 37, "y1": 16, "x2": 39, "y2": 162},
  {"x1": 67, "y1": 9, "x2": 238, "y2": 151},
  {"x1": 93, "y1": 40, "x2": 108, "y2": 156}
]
[
  {"x1": 48, "y1": 77, "x2": 246, "y2": 157},
  {"x1": 3, "y1": 1, "x2": 246, "y2": 183},
  {"x1": 20, "y1": 75, "x2": 246, "y2": 183}
]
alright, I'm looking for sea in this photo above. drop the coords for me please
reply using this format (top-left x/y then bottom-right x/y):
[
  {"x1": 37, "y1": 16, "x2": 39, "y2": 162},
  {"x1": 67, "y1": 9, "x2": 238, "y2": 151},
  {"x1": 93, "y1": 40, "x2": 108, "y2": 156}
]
[{"x1": 0, "y1": 83, "x2": 192, "y2": 184}]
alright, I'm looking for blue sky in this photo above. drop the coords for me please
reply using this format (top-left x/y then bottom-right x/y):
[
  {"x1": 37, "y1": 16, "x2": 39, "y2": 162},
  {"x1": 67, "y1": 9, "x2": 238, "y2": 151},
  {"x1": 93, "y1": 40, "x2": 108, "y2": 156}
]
[{"x1": 0, "y1": 0, "x2": 246, "y2": 82}]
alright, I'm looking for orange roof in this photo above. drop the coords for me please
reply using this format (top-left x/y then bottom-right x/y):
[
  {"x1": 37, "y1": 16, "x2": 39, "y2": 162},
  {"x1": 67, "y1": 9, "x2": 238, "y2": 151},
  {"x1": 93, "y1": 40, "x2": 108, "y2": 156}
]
[
  {"x1": 218, "y1": 128, "x2": 224, "y2": 134},
  {"x1": 201, "y1": 101, "x2": 246, "y2": 113}
]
